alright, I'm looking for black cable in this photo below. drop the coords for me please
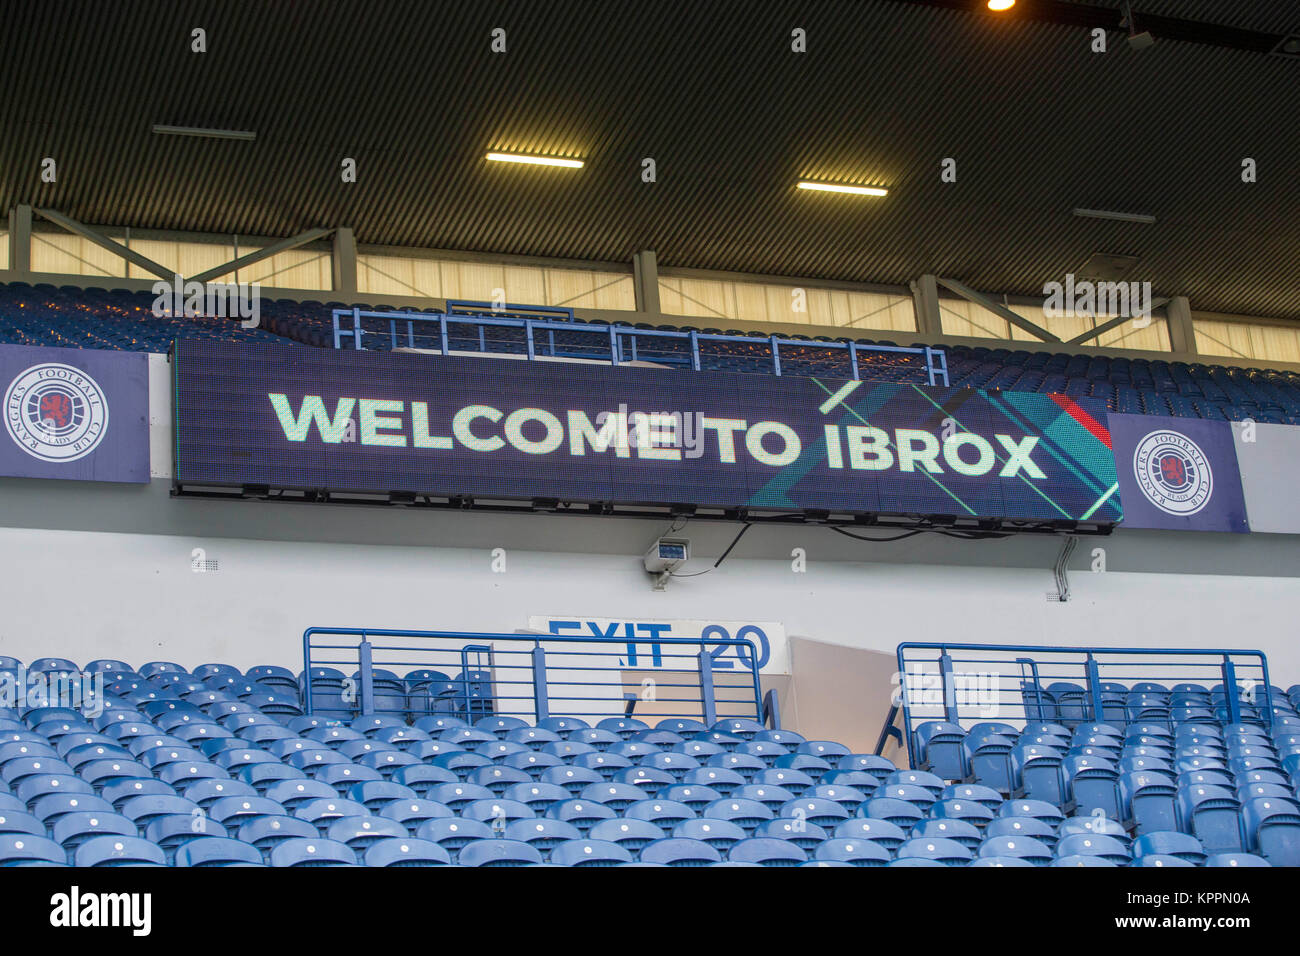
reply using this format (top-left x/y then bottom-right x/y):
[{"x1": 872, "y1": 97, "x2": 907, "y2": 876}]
[
  {"x1": 712, "y1": 522, "x2": 753, "y2": 568},
  {"x1": 830, "y1": 526, "x2": 927, "y2": 543},
  {"x1": 668, "y1": 521, "x2": 753, "y2": 577},
  {"x1": 830, "y1": 525, "x2": 1012, "y2": 542}
]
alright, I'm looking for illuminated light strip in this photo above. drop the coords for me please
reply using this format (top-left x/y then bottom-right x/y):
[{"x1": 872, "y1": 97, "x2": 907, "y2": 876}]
[
  {"x1": 796, "y1": 181, "x2": 888, "y2": 197},
  {"x1": 812, "y1": 379, "x2": 977, "y2": 516},
  {"x1": 818, "y1": 380, "x2": 862, "y2": 414},
  {"x1": 152, "y1": 125, "x2": 257, "y2": 141},
  {"x1": 1080, "y1": 483, "x2": 1121, "y2": 521},
  {"x1": 486, "y1": 152, "x2": 584, "y2": 168}
]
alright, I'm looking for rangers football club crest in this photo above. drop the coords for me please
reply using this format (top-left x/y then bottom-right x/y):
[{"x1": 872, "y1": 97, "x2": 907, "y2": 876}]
[
  {"x1": 3, "y1": 362, "x2": 110, "y2": 463},
  {"x1": 1133, "y1": 429, "x2": 1212, "y2": 516}
]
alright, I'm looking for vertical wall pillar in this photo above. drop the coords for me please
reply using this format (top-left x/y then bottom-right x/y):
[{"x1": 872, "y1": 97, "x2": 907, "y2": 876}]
[
  {"x1": 9, "y1": 205, "x2": 32, "y2": 275},
  {"x1": 1165, "y1": 295, "x2": 1196, "y2": 356},
  {"x1": 912, "y1": 274, "x2": 942, "y2": 338},
  {"x1": 332, "y1": 227, "x2": 357, "y2": 297},
  {"x1": 633, "y1": 249, "x2": 660, "y2": 315}
]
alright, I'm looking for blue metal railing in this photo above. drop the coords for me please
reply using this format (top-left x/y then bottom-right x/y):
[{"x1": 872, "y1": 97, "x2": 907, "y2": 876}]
[
  {"x1": 891, "y1": 642, "x2": 1274, "y2": 769},
  {"x1": 302, "y1": 627, "x2": 765, "y2": 725},
  {"x1": 330, "y1": 304, "x2": 949, "y2": 386}
]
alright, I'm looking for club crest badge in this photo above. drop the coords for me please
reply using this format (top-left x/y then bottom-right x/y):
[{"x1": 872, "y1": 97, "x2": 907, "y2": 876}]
[
  {"x1": 4, "y1": 363, "x2": 110, "y2": 462},
  {"x1": 1133, "y1": 429, "x2": 1212, "y2": 516}
]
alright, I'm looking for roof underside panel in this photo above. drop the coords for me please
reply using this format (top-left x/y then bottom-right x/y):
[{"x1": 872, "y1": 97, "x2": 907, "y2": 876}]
[{"x1": 0, "y1": 0, "x2": 1296, "y2": 317}]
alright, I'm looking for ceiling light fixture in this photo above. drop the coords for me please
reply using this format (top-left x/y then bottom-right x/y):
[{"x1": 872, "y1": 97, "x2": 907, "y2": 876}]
[
  {"x1": 1270, "y1": 34, "x2": 1300, "y2": 59},
  {"x1": 1073, "y1": 207, "x2": 1156, "y2": 225},
  {"x1": 797, "y1": 181, "x2": 888, "y2": 197},
  {"x1": 987, "y1": 0, "x2": 1015, "y2": 11},
  {"x1": 486, "y1": 152, "x2": 583, "y2": 168},
  {"x1": 151, "y1": 125, "x2": 257, "y2": 141}
]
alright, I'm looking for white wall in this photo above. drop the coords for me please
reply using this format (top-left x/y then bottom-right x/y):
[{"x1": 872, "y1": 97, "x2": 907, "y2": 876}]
[
  {"x1": 2, "y1": 351, "x2": 1299, "y2": 709},
  {"x1": 1, "y1": 523, "x2": 1298, "y2": 688}
]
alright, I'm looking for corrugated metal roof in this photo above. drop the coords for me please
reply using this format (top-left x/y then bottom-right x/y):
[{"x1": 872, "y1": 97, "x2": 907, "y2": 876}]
[{"x1": 1, "y1": 0, "x2": 1297, "y2": 317}]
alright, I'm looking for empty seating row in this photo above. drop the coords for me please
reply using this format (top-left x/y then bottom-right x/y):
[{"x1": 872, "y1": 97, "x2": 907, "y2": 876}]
[{"x1": 6, "y1": 281, "x2": 1300, "y2": 423}]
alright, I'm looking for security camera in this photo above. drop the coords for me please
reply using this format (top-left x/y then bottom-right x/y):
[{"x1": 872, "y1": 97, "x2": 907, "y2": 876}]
[{"x1": 644, "y1": 537, "x2": 690, "y2": 590}]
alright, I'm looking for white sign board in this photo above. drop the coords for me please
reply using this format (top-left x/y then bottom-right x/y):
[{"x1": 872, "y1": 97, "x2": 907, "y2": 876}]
[{"x1": 527, "y1": 616, "x2": 790, "y2": 676}]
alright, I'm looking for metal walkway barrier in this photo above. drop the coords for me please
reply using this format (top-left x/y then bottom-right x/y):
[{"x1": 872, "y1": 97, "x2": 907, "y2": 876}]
[
  {"x1": 889, "y1": 641, "x2": 1274, "y2": 768},
  {"x1": 302, "y1": 626, "x2": 767, "y2": 726},
  {"x1": 330, "y1": 302, "x2": 949, "y2": 386}
]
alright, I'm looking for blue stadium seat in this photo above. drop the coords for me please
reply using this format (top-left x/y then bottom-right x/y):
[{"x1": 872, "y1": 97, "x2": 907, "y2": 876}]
[
  {"x1": 364, "y1": 837, "x2": 451, "y2": 867},
  {"x1": 1177, "y1": 784, "x2": 1244, "y2": 852},
  {"x1": 174, "y1": 837, "x2": 264, "y2": 867},
  {"x1": 861, "y1": 797, "x2": 924, "y2": 830},
  {"x1": 237, "y1": 816, "x2": 320, "y2": 857},
  {"x1": 1241, "y1": 796, "x2": 1300, "y2": 865},
  {"x1": 895, "y1": 837, "x2": 972, "y2": 865},
  {"x1": 1053, "y1": 854, "x2": 1116, "y2": 867},
  {"x1": 379, "y1": 799, "x2": 454, "y2": 831},
  {"x1": 813, "y1": 838, "x2": 890, "y2": 866},
  {"x1": 913, "y1": 722, "x2": 969, "y2": 779},
  {"x1": 1064, "y1": 754, "x2": 1120, "y2": 819},
  {"x1": 269, "y1": 837, "x2": 357, "y2": 867},
  {"x1": 639, "y1": 837, "x2": 721, "y2": 867},
  {"x1": 548, "y1": 839, "x2": 632, "y2": 867},
  {"x1": 1055, "y1": 832, "x2": 1130, "y2": 865},
  {"x1": 727, "y1": 837, "x2": 806, "y2": 867},
  {"x1": 52, "y1": 811, "x2": 136, "y2": 851},
  {"x1": 457, "y1": 838, "x2": 543, "y2": 867},
  {"x1": 1204, "y1": 853, "x2": 1270, "y2": 867},
  {"x1": 75, "y1": 835, "x2": 167, "y2": 867},
  {"x1": 539, "y1": 798, "x2": 611, "y2": 834},
  {"x1": 587, "y1": 817, "x2": 665, "y2": 853},
  {"x1": 0, "y1": 833, "x2": 67, "y2": 866},
  {"x1": 0, "y1": 808, "x2": 46, "y2": 836},
  {"x1": 326, "y1": 815, "x2": 409, "y2": 850},
  {"x1": 978, "y1": 835, "x2": 1053, "y2": 865},
  {"x1": 1119, "y1": 770, "x2": 1178, "y2": 833},
  {"x1": 912, "y1": 818, "x2": 981, "y2": 850},
  {"x1": 753, "y1": 818, "x2": 828, "y2": 850},
  {"x1": 1132, "y1": 831, "x2": 1207, "y2": 866},
  {"x1": 672, "y1": 818, "x2": 745, "y2": 851}
]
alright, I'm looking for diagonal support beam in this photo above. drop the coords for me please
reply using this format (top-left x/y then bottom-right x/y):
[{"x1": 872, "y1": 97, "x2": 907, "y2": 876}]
[
  {"x1": 35, "y1": 207, "x2": 176, "y2": 281},
  {"x1": 935, "y1": 276, "x2": 1061, "y2": 343},
  {"x1": 1067, "y1": 298, "x2": 1170, "y2": 346},
  {"x1": 189, "y1": 227, "x2": 334, "y2": 284}
]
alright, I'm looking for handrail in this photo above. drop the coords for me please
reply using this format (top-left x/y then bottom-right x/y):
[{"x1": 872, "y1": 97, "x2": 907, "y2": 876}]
[
  {"x1": 302, "y1": 626, "x2": 764, "y2": 725},
  {"x1": 445, "y1": 299, "x2": 576, "y2": 322},
  {"x1": 330, "y1": 306, "x2": 950, "y2": 386}
]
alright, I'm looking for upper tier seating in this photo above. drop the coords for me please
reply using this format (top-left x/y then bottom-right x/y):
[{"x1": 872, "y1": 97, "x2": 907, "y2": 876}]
[
  {"x1": 2, "y1": 657, "x2": 1297, "y2": 866},
  {"x1": 0, "y1": 282, "x2": 284, "y2": 351},
  {"x1": 4, "y1": 281, "x2": 1300, "y2": 422}
]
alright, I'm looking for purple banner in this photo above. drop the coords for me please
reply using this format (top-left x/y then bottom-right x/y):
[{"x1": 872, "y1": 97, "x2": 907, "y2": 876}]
[
  {"x1": 1109, "y1": 413, "x2": 1247, "y2": 533},
  {"x1": 0, "y1": 344, "x2": 150, "y2": 483}
]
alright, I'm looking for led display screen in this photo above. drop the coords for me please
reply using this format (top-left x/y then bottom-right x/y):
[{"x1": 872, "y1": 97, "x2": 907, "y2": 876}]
[{"x1": 173, "y1": 340, "x2": 1122, "y2": 523}]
